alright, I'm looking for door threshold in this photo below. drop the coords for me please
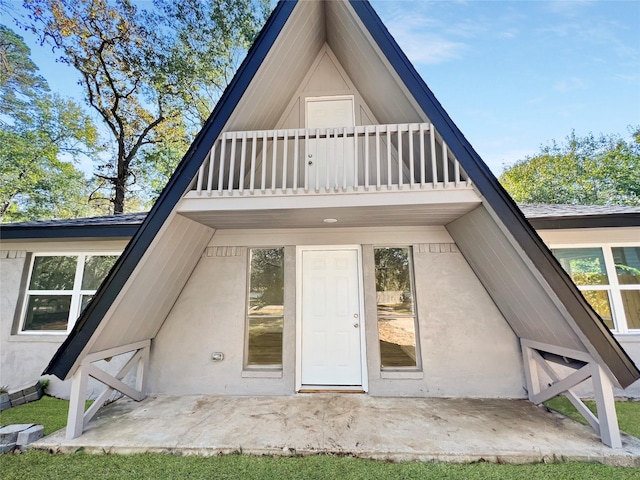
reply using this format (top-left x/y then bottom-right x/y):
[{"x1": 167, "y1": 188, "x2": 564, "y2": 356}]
[{"x1": 298, "y1": 387, "x2": 365, "y2": 394}]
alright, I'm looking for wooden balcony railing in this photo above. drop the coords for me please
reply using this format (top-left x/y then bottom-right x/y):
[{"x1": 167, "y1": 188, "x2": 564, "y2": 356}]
[{"x1": 189, "y1": 123, "x2": 470, "y2": 197}]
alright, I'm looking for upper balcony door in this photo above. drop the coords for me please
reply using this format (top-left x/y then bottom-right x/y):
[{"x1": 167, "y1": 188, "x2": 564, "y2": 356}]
[{"x1": 305, "y1": 95, "x2": 355, "y2": 190}]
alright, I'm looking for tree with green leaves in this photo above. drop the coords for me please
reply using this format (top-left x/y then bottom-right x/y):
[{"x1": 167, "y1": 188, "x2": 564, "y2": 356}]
[
  {"x1": 500, "y1": 129, "x2": 640, "y2": 206},
  {"x1": 23, "y1": 0, "x2": 269, "y2": 214},
  {"x1": 24, "y1": 0, "x2": 185, "y2": 214},
  {"x1": 152, "y1": 0, "x2": 270, "y2": 129},
  {"x1": 0, "y1": 25, "x2": 101, "y2": 222},
  {"x1": 249, "y1": 248, "x2": 284, "y2": 310}
]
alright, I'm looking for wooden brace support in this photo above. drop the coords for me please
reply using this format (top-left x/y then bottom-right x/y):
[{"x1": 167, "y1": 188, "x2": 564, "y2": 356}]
[
  {"x1": 66, "y1": 340, "x2": 151, "y2": 439},
  {"x1": 520, "y1": 339, "x2": 621, "y2": 448}
]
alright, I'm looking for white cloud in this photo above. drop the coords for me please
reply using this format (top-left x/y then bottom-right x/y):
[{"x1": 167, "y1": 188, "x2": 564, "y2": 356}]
[
  {"x1": 444, "y1": 19, "x2": 488, "y2": 38},
  {"x1": 615, "y1": 73, "x2": 640, "y2": 82},
  {"x1": 398, "y1": 34, "x2": 466, "y2": 65},
  {"x1": 497, "y1": 27, "x2": 519, "y2": 39},
  {"x1": 539, "y1": 16, "x2": 638, "y2": 63},
  {"x1": 385, "y1": 13, "x2": 466, "y2": 65},
  {"x1": 378, "y1": 2, "x2": 528, "y2": 65},
  {"x1": 553, "y1": 77, "x2": 587, "y2": 92},
  {"x1": 527, "y1": 95, "x2": 547, "y2": 105},
  {"x1": 545, "y1": 0, "x2": 596, "y2": 16}
]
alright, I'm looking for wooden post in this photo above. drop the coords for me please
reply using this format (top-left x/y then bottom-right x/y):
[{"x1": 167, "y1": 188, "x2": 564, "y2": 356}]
[
  {"x1": 249, "y1": 132, "x2": 257, "y2": 194},
  {"x1": 217, "y1": 133, "x2": 227, "y2": 195},
  {"x1": 136, "y1": 344, "x2": 150, "y2": 395},
  {"x1": 592, "y1": 364, "x2": 622, "y2": 448},
  {"x1": 281, "y1": 130, "x2": 288, "y2": 194},
  {"x1": 375, "y1": 125, "x2": 381, "y2": 191},
  {"x1": 408, "y1": 125, "x2": 414, "y2": 187},
  {"x1": 520, "y1": 342, "x2": 540, "y2": 401},
  {"x1": 207, "y1": 142, "x2": 217, "y2": 195},
  {"x1": 65, "y1": 340, "x2": 151, "y2": 439},
  {"x1": 430, "y1": 126, "x2": 437, "y2": 188},
  {"x1": 397, "y1": 125, "x2": 403, "y2": 190},
  {"x1": 292, "y1": 130, "x2": 299, "y2": 192},
  {"x1": 520, "y1": 338, "x2": 622, "y2": 448},
  {"x1": 66, "y1": 365, "x2": 89, "y2": 439},
  {"x1": 364, "y1": 126, "x2": 370, "y2": 191}
]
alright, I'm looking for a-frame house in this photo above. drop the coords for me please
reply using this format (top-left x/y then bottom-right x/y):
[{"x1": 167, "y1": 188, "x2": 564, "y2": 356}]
[{"x1": 43, "y1": 0, "x2": 639, "y2": 447}]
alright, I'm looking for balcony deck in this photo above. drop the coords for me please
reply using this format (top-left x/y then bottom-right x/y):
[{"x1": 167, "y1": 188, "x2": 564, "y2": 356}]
[{"x1": 177, "y1": 123, "x2": 480, "y2": 229}]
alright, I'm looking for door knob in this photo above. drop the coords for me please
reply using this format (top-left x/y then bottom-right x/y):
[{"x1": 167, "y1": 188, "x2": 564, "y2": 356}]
[
  {"x1": 353, "y1": 313, "x2": 359, "y2": 318},
  {"x1": 353, "y1": 323, "x2": 359, "y2": 328}
]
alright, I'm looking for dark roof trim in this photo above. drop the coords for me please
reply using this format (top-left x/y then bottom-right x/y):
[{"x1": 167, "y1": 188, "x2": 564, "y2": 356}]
[
  {"x1": 0, "y1": 213, "x2": 146, "y2": 240},
  {"x1": 528, "y1": 214, "x2": 640, "y2": 230},
  {"x1": 5, "y1": 204, "x2": 638, "y2": 238},
  {"x1": 349, "y1": 0, "x2": 639, "y2": 387},
  {"x1": 43, "y1": 1, "x2": 297, "y2": 380},
  {"x1": 0, "y1": 224, "x2": 140, "y2": 240}
]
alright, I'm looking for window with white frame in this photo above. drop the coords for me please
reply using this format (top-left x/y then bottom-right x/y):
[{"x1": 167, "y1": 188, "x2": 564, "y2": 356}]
[
  {"x1": 20, "y1": 253, "x2": 119, "y2": 333},
  {"x1": 245, "y1": 248, "x2": 284, "y2": 368},
  {"x1": 551, "y1": 245, "x2": 640, "y2": 334},
  {"x1": 374, "y1": 246, "x2": 421, "y2": 369}
]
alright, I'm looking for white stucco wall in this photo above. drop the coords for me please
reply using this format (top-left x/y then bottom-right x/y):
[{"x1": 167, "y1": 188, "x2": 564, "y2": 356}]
[
  {"x1": 0, "y1": 251, "x2": 59, "y2": 391},
  {"x1": 150, "y1": 246, "x2": 296, "y2": 395},
  {"x1": 149, "y1": 227, "x2": 526, "y2": 398},
  {"x1": 4, "y1": 226, "x2": 637, "y2": 400},
  {"x1": 0, "y1": 240, "x2": 128, "y2": 399},
  {"x1": 375, "y1": 246, "x2": 524, "y2": 397}
]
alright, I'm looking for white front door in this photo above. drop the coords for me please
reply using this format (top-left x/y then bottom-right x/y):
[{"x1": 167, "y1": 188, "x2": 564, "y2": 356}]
[
  {"x1": 299, "y1": 248, "x2": 363, "y2": 387},
  {"x1": 306, "y1": 96, "x2": 355, "y2": 189}
]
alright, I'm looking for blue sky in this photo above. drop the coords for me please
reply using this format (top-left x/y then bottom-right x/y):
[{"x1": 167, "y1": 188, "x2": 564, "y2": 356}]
[
  {"x1": 3, "y1": 0, "x2": 639, "y2": 174},
  {"x1": 372, "y1": 0, "x2": 640, "y2": 172}
]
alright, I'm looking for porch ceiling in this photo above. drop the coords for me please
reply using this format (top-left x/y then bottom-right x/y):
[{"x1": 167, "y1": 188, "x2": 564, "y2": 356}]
[{"x1": 177, "y1": 197, "x2": 480, "y2": 229}]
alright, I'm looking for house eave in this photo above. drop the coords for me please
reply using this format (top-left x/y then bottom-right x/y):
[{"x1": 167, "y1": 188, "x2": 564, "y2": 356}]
[
  {"x1": 527, "y1": 214, "x2": 640, "y2": 230},
  {"x1": 0, "y1": 224, "x2": 140, "y2": 241}
]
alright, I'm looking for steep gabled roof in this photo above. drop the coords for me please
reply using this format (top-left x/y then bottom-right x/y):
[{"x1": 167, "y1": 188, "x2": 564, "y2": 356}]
[{"x1": 43, "y1": 0, "x2": 639, "y2": 388}]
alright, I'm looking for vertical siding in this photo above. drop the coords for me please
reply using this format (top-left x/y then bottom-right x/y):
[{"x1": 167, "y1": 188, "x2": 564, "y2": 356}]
[
  {"x1": 89, "y1": 215, "x2": 214, "y2": 353},
  {"x1": 223, "y1": 0, "x2": 428, "y2": 132},
  {"x1": 327, "y1": 1, "x2": 424, "y2": 125},
  {"x1": 302, "y1": 50, "x2": 351, "y2": 93},
  {"x1": 225, "y1": 1, "x2": 325, "y2": 131},
  {"x1": 447, "y1": 206, "x2": 587, "y2": 351}
]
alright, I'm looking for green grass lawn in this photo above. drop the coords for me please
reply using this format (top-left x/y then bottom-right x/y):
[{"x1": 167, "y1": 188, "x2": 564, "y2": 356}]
[
  {"x1": 545, "y1": 396, "x2": 640, "y2": 438},
  {"x1": 1, "y1": 396, "x2": 71, "y2": 436},
  {"x1": 0, "y1": 396, "x2": 93, "y2": 436},
  {"x1": 1, "y1": 396, "x2": 639, "y2": 479},
  {"x1": 2, "y1": 451, "x2": 640, "y2": 480}
]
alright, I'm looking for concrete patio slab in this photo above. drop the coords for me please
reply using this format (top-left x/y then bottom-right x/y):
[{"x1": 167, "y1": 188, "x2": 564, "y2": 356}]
[{"x1": 33, "y1": 394, "x2": 640, "y2": 466}]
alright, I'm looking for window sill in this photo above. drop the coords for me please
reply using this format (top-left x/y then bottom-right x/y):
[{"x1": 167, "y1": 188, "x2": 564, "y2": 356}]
[
  {"x1": 380, "y1": 370, "x2": 423, "y2": 380},
  {"x1": 614, "y1": 333, "x2": 640, "y2": 343},
  {"x1": 9, "y1": 333, "x2": 67, "y2": 343},
  {"x1": 241, "y1": 369, "x2": 283, "y2": 378}
]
